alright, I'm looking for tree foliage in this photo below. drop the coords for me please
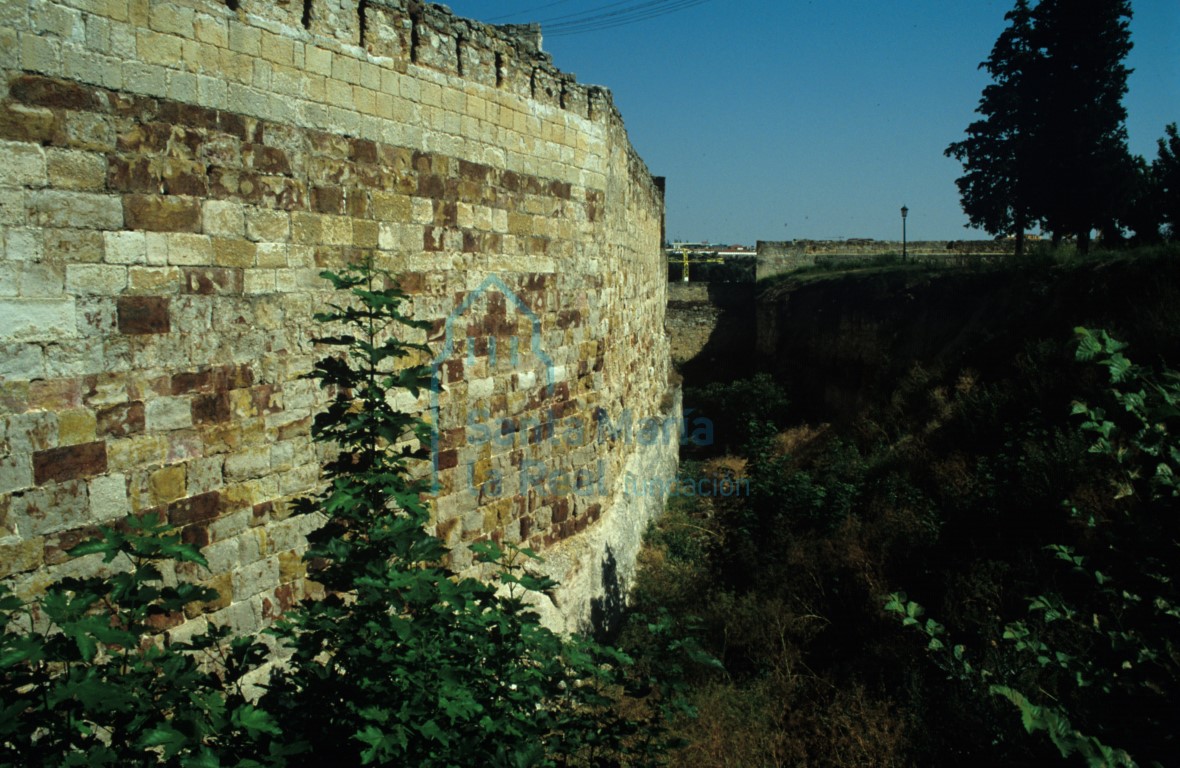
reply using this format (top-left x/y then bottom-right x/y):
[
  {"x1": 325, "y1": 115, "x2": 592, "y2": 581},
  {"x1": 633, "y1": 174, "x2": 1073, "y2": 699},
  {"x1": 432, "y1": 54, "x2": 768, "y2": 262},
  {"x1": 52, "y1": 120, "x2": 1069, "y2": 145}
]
[
  {"x1": 1155, "y1": 123, "x2": 1180, "y2": 240},
  {"x1": 945, "y1": 0, "x2": 1038, "y2": 256},
  {"x1": 948, "y1": 0, "x2": 1136, "y2": 253}
]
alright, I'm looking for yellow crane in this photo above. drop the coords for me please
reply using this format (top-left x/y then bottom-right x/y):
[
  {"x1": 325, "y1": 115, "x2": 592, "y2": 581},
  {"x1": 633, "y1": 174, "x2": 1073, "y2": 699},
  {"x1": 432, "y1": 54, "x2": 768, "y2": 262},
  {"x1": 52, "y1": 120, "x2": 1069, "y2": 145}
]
[{"x1": 673, "y1": 248, "x2": 726, "y2": 282}]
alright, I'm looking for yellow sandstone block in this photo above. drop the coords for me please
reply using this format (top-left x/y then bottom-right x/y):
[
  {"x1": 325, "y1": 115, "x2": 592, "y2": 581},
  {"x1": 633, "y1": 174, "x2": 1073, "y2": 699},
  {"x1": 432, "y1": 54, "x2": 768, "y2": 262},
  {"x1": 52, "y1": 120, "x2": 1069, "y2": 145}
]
[
  {"x1": 149, "y1": 464, "x2": 186, "y2": 505},
  {"x1": 136, "y1": 30, "x2": 183, "y2": 67},
  {"x1": 193, "y1": 15, "x2": 228, "y2": 48},
  {"x1": 260, "y1": 33, "x2": 294, "y2": 66},
  {"x1": 278, "y1": 549, "x2": 306, "y2": 582},
  {"x1": 107, "y1": 434, "x2": 168, "y2": 472},
  {"x1": 218, "y1": 48, "x2": 254, "y2": 84},
  {"x1": 58, "y1": 409, "x2": 97, "y2": 445},
  {"x1": 128, "y1": 266, "x2": 180, "y2": 293}
]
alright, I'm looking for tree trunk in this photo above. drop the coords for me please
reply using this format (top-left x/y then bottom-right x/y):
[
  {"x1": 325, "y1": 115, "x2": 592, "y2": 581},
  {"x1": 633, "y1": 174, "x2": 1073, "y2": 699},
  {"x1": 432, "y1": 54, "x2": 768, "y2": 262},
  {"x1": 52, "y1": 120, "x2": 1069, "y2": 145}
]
[{"x1": 1014, "y1": 211, "x2": 1026, "y2": 257}]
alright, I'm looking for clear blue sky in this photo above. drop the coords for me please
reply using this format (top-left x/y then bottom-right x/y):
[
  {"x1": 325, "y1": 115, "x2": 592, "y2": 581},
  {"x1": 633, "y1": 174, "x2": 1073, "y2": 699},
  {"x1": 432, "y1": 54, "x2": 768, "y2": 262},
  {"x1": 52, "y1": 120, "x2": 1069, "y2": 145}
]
[{"x1": 440, "y1": 1, "x2": 1179, "y2": 245}]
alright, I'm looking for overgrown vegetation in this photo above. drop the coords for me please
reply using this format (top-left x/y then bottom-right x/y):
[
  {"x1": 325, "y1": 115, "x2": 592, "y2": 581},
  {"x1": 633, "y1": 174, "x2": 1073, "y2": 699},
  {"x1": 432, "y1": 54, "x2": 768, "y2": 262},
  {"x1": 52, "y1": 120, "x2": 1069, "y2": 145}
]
[
  {"x1": 632, "y1": 309, "x2": 1180, "y2": 764},
  {"x1": 0, "y1": 263, "x2": 693, "y2": 767}
]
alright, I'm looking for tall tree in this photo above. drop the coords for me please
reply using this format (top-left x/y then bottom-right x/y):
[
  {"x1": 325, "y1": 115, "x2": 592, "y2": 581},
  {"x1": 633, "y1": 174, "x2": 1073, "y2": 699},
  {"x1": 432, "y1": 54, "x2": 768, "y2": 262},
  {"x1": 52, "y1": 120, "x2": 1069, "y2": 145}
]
[
  {"x1": 1155, "y1": 123, "x2": 1180, "y2": 240},
  {"x1": 1028, "y1": 0, "x2": 1135, "y2": 252},
  {"x1": 946, "y1": 0, "x2": 1039, "y2": 256}
]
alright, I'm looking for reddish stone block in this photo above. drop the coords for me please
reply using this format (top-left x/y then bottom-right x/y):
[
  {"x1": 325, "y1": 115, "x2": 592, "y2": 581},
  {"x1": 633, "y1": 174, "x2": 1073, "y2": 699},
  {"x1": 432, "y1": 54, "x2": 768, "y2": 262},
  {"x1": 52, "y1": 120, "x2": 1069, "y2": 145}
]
[
  {"x1": 263, "y1": 176, "x2": 306, "y2": 210},
  {"x1": 443, "y1": 358, "x2": 463, "y2": 383},
  {"x1": 191, "y1": 392, "x2": 231, "y2": 424},
  {"x1": 10, "y1": 75, "x2": 105, "y2": 112},
  {"x1": 397, "y1": 272, "x2": 424, "y2": 293},
  {"x1": 436, "y1": 449, "x2": 458, "y2": 471},
  {"x1": 311, "y1": 185, "x2": 343, "y2": 214},
  {"x1": 181, "y1": 524, "x2": 211, "y2": 548},
  {"x1": 0, "y1": 103, "x2": 57, "y2": 143},
  {"x1": 168, "y1": 491, "x2": 221, "y2": 526},
  {"x1": 171, "y1": 371, "x2": 212, "y2": 395},
  {"x1": 117, "y1": 296, "x2": 170, "y2": 334},
  {"x1": 459, "y1": 160, "x2": 490, "y2": 183},
  {"x1": 156, "y1": 102, "x2": 221, "y2": 132},
  {"x1": 33, "y1": 441, "x2": 108, "y2": 485},
  {"x1": 43, "y1": 525, "x2": 102, "y2": 565},
  {"x1": 159, "y1": 164, "x2": 208, "y2": 197},
  {"x1": 182, "y1": 267, "x2": 242, "y2": 295},
  {"x1": 214, "y1": 364, "x2": 255, "y2": 390},
  {"x1": 462, "y1": 230, "x2": 480, "y2": 253},
  {"x1": 251, "y1": 501, "x2": 272, "y2": 527},
  {"x1": 435, "y1": 201, "x2": 458, "y2": 227},
  {"x1": 423, "y1": 226, "x2": 442, "y2": 252},
  {"x1": 439, "y1": 426, "x2": 465, "y2": 450},
  {"x1": 548, "y1": 180, "x2": 572, "y2": 200},
  {"x1": 123, "y1": 194, "x2": 201, "y2": 232},
  {"x1": 349, "y1": 138, "x2": 378, "y2": 164},
  {"x1": 106, "y1": 156, "x2": 158, "y2": 193},
  {"x1": 117, "y1": 122, "x2": 199, "y2": 155},
  {"x1": 251, "y1": 385, "x2": 281, "y2": 415},
  {"x1": 218, "y1": 110, "x2": 252, "y2": 140},
  {"x1": 417, "y1": 174, "x2": 445, "y2": 199},
  {"x1": 345, "y1": 190, "x2": 368, "y2": 218},
  {"x1": 551, "y1": 498, "x2": 569, "y2": 524},
  {"x1": 243, "y1": 144, "x2": 291, "y2": 175},
  {"x1": 276, "y1": 415, "x2": 311, "y2": 441},
  {"x1": 145, "y1": 609, "x2": 185, "y2": 632},
  {"x1": 97, "y1": 401, "x2": 145, "y2": 437},
  {"x1": 29, "y1": 378, "x2": 82, "y2": 410}
]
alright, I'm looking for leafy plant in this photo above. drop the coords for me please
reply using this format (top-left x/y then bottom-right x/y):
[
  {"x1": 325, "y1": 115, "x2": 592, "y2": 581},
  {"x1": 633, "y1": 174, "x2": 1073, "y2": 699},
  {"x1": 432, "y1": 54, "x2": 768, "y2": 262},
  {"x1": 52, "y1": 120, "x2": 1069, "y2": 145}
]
[
  {"x1": 886, "y1": 327, "x2": 1180, "y2": 766},
  {"x1": 0, "y1": 513, "x2": 280, "y2": 767},
  {"x1": 259, "y1": 260, "x2": 686, "y2": 767}
]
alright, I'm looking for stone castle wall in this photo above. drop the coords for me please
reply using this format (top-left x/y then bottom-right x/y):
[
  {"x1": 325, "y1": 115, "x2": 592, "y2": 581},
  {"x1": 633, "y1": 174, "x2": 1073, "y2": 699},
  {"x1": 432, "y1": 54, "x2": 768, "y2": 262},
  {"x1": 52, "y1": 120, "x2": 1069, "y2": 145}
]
[
  {"x1": 0, "y1": 0, "x2": 675, "y2": 634},
  {"x1": 756, "y1": 239, "x2": 1015, "y2": 280}
]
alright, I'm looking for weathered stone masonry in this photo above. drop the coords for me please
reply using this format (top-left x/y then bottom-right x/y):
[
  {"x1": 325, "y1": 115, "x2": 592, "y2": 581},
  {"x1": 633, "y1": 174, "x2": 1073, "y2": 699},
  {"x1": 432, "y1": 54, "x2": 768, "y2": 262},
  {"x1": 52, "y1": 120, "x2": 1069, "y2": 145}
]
[{"x1": 0, "y1": 0, "x2": 675, "y2": 634}]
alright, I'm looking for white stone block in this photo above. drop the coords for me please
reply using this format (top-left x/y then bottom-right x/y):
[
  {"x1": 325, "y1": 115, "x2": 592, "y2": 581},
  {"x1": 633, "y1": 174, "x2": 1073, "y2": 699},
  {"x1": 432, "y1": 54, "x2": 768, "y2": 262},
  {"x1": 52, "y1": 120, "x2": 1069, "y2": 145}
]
[
  {"x1": 146, "y1": 396, "x2": 193, "y2": 431},
  {"x1": 0, "y1": 297, "x2": 77, "y2": 341},
  {"x1": 88, "y1": 473, "x2": 129, "y2": 518},
  {"x1": 103, "y1": 231, "x2": 147, "y2": 264},
  {"x1": 0, "y1": 141, "x2": 46, "y2": 188}
]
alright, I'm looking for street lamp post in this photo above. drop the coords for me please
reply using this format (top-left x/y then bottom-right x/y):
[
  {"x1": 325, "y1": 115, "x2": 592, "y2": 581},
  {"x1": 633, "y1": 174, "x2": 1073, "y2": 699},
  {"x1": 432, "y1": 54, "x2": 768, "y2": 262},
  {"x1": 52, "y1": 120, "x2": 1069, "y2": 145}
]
[{"x1": 900, "y1": 205, "x2": 908, "y2": 262}]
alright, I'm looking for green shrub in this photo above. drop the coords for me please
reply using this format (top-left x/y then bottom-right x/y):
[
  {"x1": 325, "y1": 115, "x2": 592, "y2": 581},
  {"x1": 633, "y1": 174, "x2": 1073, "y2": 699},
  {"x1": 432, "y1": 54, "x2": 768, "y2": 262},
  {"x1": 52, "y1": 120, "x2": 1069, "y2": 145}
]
[
  {"x1": 0, "y1": 514, "x2": 281, "y2": 767},
  {"x1": 887, "y1": 328, "x2": 1180, "y2": 767}
]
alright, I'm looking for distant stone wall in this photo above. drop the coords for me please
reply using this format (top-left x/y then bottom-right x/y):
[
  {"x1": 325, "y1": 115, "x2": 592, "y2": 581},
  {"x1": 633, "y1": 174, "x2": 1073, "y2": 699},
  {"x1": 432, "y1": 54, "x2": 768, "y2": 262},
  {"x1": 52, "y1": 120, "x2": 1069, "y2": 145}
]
[
  {"x1": 756, "y1": 239, "x2": 1014, "y2": 280},
  {"x1": 0, "y1": 0, "x2": 674, "y2": 635},
  {"x1": 665, "y1": 282, "x2": 757, "y2": 382}
]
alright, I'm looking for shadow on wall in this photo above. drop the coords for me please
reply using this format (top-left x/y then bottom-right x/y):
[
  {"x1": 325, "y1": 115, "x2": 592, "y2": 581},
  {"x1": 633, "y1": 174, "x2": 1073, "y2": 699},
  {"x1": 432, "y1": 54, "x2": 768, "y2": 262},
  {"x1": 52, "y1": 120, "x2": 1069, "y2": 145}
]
[
  {"x1": 589, "y1": 545, "x2": 623, "y2": 641},
  {"x1": 666, "y1": 283, "x2": 759, "y2": 385}
]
